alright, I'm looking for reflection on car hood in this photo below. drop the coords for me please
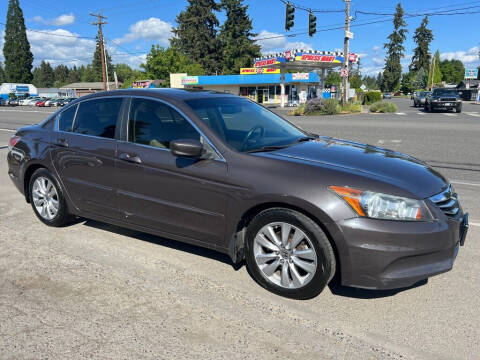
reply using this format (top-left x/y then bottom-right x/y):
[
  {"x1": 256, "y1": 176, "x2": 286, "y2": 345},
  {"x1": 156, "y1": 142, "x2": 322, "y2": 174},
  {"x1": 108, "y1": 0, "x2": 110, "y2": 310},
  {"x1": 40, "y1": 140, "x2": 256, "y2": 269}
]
[{"x1": 266, "y1": 136, "x2": 447, "y2": 198}]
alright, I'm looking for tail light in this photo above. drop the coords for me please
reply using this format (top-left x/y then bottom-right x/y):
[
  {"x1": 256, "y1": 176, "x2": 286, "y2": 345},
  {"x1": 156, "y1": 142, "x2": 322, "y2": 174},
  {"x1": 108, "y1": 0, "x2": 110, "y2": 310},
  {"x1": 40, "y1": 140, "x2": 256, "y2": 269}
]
[{"x1": 8, "y1": 135, "x2": 21, "y2": 151}]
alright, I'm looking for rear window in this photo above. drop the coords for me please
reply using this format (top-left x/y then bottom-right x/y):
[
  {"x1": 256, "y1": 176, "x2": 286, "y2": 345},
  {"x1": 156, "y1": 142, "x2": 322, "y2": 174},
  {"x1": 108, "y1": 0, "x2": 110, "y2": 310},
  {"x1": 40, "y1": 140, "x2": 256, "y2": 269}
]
[
  {"x1": 58, "y1": 104, "x2": 77, "y2": 132},
  {"x1": 73, "y1": 98, "x2": 122, "y2": 139}
]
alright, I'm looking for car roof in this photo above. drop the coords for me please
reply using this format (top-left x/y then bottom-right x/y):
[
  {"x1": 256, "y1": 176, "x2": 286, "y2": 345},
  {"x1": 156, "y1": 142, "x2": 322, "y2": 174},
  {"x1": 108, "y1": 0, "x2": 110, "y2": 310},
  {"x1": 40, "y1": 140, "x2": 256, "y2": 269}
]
[{"x1": 77, "y1": 88, "x2": 236, "y2": 103}]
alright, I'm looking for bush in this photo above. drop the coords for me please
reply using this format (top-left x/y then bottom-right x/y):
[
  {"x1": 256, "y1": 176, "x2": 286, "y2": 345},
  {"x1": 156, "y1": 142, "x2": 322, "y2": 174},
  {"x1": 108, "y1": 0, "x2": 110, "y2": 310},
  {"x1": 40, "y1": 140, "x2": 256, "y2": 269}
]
[
  {"x1": 355, "y1": 88, "x2": 365, "y2": 104},
  {"x1": 304, "y1": 97, "x2": 325, "y2": 114},
  {"x1": 341, "y1": 101, "x2": 362, "y2": 113},
  {"x1": 288, "y1": 104, "x2": 305, "y2": 116},
  {"x1": 322, "y1": 98, "x2": 340, "y2": 115},
  {"x1": 369, "y1": 101, "x2": 397, "y2": 113},
  {"x1": 364, "y1": 91, "x2": 382, "y2": 105}
]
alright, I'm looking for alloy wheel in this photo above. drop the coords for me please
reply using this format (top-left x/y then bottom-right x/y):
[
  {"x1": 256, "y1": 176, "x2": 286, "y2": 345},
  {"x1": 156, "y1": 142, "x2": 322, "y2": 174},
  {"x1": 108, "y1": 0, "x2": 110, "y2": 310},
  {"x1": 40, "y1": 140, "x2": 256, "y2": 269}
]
[
  {"x1": 253, "y1": 222, "x2": 318, "y2": 289},
  {"x1": 32, "y1": 177, "x2": 59, "y2": 220}
]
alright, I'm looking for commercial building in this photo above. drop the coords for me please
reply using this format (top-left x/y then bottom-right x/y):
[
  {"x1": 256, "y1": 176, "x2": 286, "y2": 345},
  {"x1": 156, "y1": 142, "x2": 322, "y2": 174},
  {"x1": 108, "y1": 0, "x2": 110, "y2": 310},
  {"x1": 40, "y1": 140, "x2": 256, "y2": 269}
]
[
  {"x1": 37, "y1": 88, "x2": 74, "y2": 98},
  {"x1": 172, "y1": 72, "x2": 330, "y2": 106},
  {"x1": 0, "y1": 83, "x2": 37, "y2": 99},
  {"x1": 60, "y1": 82, "x2": 121, "y2": 97},
  {"x1": 457, "y1": 79, "x2": 480, "y2": 101}
]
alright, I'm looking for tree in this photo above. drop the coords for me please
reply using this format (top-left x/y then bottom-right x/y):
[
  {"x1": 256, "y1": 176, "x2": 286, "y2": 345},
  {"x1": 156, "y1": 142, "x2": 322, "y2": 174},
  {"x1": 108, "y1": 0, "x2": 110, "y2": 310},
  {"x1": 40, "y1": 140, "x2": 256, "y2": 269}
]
[
  {"x1": 376, "y1": 72, "x2": 384, "y2": 90},
  {"x1": 92, "y1": 34, "x2": 114, "y2": 82},
  {"x1": 218, "y1": 0, "x2": 260, "y2": 74},
  {"x1": 3, "y1": 0, "x2": 34, "y2": 83},
  {"x1": 325, "y1": 71, "x2": 342, "y2": 86},
  {"x1": 382, "y1": 3, "x2": 407, "y2": 92},
  {"x1": 439, "y1": 59, "x2": 465, "y2": 84},
  {"x1": 410, "y1": 16, "x2": 433, "y2": 72},
  {"x1": 141, "y1": 45, "x2": 204, "y2": 87},
  {"x1": 53, "y1": 64, "x2": 69, "y2": 87},
  {"x1": 66, "y1": 65, "x2": 81, "y2": 84},
  {"x1": 32, "y1": 60, "x2": 55, "y2": 88},
  {"x1": 400, "y1": 72, "x2": 414, "y2": 94},
  {"x1": 0, "y1": 62, "x2": 5, "y2": 84},
  {"x1": 81, "y1": 64, "x2": 96, "y2": 82},
  {"x1": 171, "y1": 0, "x2": 220, "y2": 74},
  {"x1": 412, "y1": 67, "x2": 427, "y2": 89},
  {"x1": 362, "y1": 75, "x2": 378, "y2": 90},
  {"x1": 113, "y1": 63, "x2": 144, "y2": 88},
  {"x1": 349, "y1": 73, "x2": 362, "y2": 89},
  {"x1": 430, "y1": 50, "x2": 442, "y2": 85}
]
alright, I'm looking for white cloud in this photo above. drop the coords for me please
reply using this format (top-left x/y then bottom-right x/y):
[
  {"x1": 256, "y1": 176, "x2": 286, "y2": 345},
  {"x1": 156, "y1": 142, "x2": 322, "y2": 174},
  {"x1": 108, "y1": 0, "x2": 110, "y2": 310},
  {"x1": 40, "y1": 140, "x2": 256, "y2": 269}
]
[
  {"x1": 115, "y1": 17, "x2": 173, "y2": 46},
  {"x1": 357, "y1": 53, "x2": 368, "y2": 58},
  {"x1": 372, "y1": 45, "x2": 381, "y2": 51},
  {"x1": 372, "y1": 56, "x2": 384, "y2": 66},
  {"x1": 254, "y1": 30, "x2": 312, "y2": 53},
  {"x1": 33, "y1": 13, "x2": 75, "y2": 26},
  {"x1": 441, "y1": 47, "x2": 480, "y2": 66}
]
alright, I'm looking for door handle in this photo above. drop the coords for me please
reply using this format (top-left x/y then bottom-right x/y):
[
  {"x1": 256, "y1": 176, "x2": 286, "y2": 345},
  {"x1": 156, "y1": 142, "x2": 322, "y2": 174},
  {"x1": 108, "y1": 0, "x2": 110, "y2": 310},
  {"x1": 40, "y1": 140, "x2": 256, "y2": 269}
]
[
  {"x1": 57, "y1": 138, "x2": 69, "y2": 148},
  {"x1": 119, "y1": 153, "x2": 142, "y2": 164}
]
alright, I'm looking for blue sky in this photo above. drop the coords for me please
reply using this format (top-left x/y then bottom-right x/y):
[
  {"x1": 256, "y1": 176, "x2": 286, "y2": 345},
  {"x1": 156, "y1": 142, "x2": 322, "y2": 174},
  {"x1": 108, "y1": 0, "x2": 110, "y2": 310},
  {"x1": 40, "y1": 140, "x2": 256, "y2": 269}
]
[{"x1": 0, "y1": 0, "x2": 479, "y2": 75}]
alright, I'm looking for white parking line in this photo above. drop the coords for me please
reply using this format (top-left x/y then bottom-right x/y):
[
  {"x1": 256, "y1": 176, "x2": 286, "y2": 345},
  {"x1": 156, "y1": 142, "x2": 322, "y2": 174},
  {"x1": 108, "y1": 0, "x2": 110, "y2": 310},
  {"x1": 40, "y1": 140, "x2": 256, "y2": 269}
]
[
  {"x1": 451, "y1": 180, "x2": 480, "y2": 187},
  {"x1": 418, "y1": 112, "x2": 426, "y2": 115},
  {"x1": 395, "y1": 112, "x2": 407, "y2": 115},
  {"x1": 470, "y1": 222, "x2": 480, "y2": 227},
  {"x1": 0, "y1": 128, "x2": 16, "y2": 132},
  {"x1": 443, "y1": 113, "x2": 457, "y2": 117},
  {"x1": 465, "y1": 113, "x2": 480, "y2": 117}
]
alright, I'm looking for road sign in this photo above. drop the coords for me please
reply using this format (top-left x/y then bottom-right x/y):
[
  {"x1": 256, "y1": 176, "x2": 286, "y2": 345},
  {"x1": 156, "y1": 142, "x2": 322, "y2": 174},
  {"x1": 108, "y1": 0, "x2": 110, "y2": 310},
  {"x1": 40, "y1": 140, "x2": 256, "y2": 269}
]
[
  {"x1": 341, "y1": 68, "x2": 349, "y2": 77},
  {"x1": 465, "y1": 69, "x2": 479, "y2": 79},
  {"x1": 345, "y1": 31, "x2": 354, "y2": 39}
]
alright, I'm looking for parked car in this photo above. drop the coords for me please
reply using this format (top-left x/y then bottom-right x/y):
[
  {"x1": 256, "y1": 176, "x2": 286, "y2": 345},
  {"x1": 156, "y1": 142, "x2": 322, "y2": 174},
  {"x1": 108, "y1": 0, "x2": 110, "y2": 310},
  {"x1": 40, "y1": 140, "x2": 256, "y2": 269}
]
[
  {"x1": 44, "y1": 98, "x2": 58, "y2": 107},
  {"x1": 413, "y1": 91, "x2": 430, "y2": 107},
  {"x1": 58, "y1": 98, "x2": 75, "y2": 106},
  {"x1": 35, "y1": 98, "x2": 50, "y2": 107},
  {"x1": 7, "y1": 98, "x2": 19, "y2": 106},
  {"x1": 383, "y1": 92, "x2": 392, "y2": 99},
  {"x1": 424, "y1": 88, "x2": 462, "y2": 113},
  {"x1": 7, "y1": 89, "x2": 469, "y2": 299},
  {"x1": 24, "y1": 97, "x2": 41, "y2": 106}
]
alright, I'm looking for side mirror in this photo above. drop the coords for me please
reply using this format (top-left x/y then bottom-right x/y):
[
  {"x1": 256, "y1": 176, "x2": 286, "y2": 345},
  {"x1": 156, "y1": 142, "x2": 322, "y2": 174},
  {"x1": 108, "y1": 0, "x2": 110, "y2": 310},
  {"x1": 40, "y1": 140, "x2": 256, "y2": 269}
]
[{"x1": 170, "y1": 139, "x2": 204, "y2": 158}]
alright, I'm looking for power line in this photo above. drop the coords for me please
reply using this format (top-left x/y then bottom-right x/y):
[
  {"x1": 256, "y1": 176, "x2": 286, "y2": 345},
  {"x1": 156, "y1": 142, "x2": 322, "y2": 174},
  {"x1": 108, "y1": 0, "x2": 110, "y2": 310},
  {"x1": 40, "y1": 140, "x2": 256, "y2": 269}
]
[
  {"x1": 278, "y1": 0, "x2": 344, "y2": 13},
  {"x1": 0, "y1": 22, "x2": 96, "y2": 39}
]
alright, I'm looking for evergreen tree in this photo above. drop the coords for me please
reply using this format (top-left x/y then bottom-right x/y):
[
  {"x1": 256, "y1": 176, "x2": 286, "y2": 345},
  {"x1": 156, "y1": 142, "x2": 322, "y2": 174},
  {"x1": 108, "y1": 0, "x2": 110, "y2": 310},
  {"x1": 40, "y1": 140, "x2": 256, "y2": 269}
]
[
  {"x1": 412, "y1": 67, "x2": 427, "y2": 89},
  {"x1": 92, "y1": 34, "x2": 114, "y2": 82},
  {"x1": 0, "y1": 62, "x2": 5, "y2": 84},
  {"x1": 410, "y1": 16, "x2": 433, "y2": 72},
  {"x1": 66, "y1": 65, "x2": 81, "y2": 84},
  {"x1": 382, "y1": 3, "x2": 407, "y2": 92},
  {"x1": 171, "y1": 0, "x2": 221, "y2": 74},
  {"x1": 81, "y1": 64, "x2": 96, "y2": 82},
  {"x1": 3, "y1": 0, "x2": 34, "y2": 83},
  {"x1": 430, "y1": 50, "x2": 442, "y2": 85},
  {"x1": 32, "y1": 61, "x2": 55, "y2": 88},
  {"x1": 400, "y1": 72, "x2": 414, "y2": 94},
  {"x1": 376, "y1": 72, "x2": 384, "y2": 90},
  {"x1": 218, "y1": 0, "x2": 260, "y2": 74},
  {"x1": 53, "y1": 64, "x2": 69, "y2": 87},
  {"x1": 439, "y1": 59, "x2": 465, "y2": 83}
]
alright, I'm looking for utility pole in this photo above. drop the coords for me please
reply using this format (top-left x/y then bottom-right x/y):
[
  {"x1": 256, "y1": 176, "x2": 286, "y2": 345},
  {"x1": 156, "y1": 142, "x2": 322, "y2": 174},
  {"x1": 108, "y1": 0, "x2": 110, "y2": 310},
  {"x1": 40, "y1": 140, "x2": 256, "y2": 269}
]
[
  {"x1": 429, "y1": 54, "x2": 435, "y2": 90},
  {"x1": 342, "y1": 0, "x2": 351, "y2": 107},
  {"x1": 90, "y1": 12, "x2": 108, "y2": 91}
]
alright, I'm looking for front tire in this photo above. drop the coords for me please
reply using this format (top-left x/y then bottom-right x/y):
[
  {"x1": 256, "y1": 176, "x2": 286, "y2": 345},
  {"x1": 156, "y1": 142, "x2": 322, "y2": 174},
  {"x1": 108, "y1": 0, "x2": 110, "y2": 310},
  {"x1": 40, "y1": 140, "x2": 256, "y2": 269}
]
[
  {"x1": 245, "y1": 208, "x2": 336, "y2": 300},
  {"x1": 456, "y1": 104, "x2": 462, "y2": 113},
  {"x1": 29, "y1": 168, "x2": 74, "y2": 227}
]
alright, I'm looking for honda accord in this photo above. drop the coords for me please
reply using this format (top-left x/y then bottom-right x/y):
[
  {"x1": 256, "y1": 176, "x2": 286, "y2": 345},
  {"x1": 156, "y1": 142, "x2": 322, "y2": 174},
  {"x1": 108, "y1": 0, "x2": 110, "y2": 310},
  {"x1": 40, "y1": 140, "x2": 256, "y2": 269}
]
[{"x1": 7, "y1": 89, "x2": 469, "y2": 299}]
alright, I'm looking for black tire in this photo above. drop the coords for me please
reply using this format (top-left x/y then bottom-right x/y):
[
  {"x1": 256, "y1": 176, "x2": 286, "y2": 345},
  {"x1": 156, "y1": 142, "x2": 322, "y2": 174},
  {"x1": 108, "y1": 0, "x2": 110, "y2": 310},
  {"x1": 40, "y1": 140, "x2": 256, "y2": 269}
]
[
  {"x1": 29, "y1": 168, "x2": 74, "y2": 227},
  {"x1": 456, "y1": 104, "x2": 462, "y2": 113},
  {"x1": 245, "y1": 208, "x2": 336, "y2": 300},
  {"x1": 424, "y1": 102, "x2": 429, "y2": 112}
]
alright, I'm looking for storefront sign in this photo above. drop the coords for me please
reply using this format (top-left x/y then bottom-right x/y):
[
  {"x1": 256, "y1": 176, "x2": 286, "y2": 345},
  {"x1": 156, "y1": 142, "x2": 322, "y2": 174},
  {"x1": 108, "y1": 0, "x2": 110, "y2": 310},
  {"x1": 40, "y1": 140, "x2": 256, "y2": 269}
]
[
  {"x1": 299, "y1": 54, "x2": 336, "y2": 63},
  {"x1": 240, "y1": 68, "x2": 280, "y2": 75},
  {"x1": 181, "y1": 76, "x2": 199, "y2": 85},
  {"x1": 292, "y1": 73, "x2": 309, "y2": 80},
  {"x1": 254, "y1": 58, "x2": 278, "y2": 67},
  {"x1": 132, "y1": 81, "x2": 151, "y2": 88},
  {"x1": 465, "y1": 69, "x2": 479, "y2": 80}
]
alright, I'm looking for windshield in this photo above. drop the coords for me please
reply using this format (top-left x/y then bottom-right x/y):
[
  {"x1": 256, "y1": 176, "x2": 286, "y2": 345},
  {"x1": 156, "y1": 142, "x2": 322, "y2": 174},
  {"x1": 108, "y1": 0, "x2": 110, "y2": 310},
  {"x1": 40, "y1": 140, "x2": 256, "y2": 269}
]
[
  {"x1": 432, "y1": 89, "x2": 457, "y2": 96},
  {"x1": 419, "y1": 91, "x2": 430, "y2": 97},
  {"x1": 186, "y1": 97, "x2": 306, "y2": 152}
]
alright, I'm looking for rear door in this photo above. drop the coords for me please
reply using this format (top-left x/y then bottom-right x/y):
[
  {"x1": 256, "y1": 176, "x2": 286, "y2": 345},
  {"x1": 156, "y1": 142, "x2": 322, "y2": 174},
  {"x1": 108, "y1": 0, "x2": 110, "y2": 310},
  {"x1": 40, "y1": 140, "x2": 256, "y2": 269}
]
[
  {"x1": 115, "y1": 97, "x2": 228, "y2": 246},
  {"x1": 51, "y1": 97, "x2": 125, "y2": 220}
]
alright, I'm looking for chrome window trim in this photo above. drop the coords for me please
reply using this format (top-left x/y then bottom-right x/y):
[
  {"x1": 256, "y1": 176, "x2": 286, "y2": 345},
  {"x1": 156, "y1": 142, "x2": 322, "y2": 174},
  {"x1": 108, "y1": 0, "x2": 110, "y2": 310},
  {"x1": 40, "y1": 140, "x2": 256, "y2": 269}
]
[{"x1": 127, "y1": 95, "x2": 226, "y2": 162}]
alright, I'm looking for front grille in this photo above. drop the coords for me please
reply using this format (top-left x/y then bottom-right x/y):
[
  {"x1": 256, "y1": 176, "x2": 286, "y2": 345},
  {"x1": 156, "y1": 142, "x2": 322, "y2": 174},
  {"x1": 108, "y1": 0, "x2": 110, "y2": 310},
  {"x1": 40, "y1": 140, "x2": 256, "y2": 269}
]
[
  {"x1": 440, "y1": 97, "x2": 457, "y2": 102},
  {"x1": 430, "y1": 185, "x2": 460, "y2": 217}
]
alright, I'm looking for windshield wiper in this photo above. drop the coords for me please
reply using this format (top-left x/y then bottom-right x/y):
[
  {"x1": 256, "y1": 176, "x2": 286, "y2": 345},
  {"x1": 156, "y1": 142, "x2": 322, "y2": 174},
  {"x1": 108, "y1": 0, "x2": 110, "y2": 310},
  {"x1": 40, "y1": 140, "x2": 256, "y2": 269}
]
[
  {"x1": 296, "y1": 135, "x2": 317, "y2": 142},
  {"x1": 245, "y1": 145, "x2": 291, "y2": 153}
]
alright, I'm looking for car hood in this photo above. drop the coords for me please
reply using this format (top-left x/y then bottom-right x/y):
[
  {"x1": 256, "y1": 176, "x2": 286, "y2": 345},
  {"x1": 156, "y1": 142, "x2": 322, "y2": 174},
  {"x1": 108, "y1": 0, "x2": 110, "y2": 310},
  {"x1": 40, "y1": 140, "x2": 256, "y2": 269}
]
[{"x1": 266, "y1": 137, "x2": 447, "y2": 198}]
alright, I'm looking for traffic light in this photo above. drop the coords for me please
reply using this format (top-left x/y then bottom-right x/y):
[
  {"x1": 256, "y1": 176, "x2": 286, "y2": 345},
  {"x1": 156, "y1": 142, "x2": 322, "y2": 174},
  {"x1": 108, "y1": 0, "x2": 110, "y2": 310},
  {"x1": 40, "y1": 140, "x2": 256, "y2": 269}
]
[
  {"x1": 308, "y1": 12, "x2": 317, "y2": 37},
  {"x1": 285, "y1": 2, "x2": 295, "y2": 31}
]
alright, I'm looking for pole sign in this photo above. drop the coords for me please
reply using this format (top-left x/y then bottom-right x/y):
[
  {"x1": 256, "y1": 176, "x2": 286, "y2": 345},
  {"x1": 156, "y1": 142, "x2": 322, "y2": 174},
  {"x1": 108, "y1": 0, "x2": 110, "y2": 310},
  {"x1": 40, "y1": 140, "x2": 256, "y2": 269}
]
[
  {"x1": 465, "y1": 69, "x2": 479, "y2": 79},
  {"x1": 341, "y1": 68, "x2": 349, "y2": 77},
  {"x1": 181, "y1": 76, "x2": 199, "y2": 85},
  {"x1": 240, "y1": 68, "x2": 280, "y2": 75}
]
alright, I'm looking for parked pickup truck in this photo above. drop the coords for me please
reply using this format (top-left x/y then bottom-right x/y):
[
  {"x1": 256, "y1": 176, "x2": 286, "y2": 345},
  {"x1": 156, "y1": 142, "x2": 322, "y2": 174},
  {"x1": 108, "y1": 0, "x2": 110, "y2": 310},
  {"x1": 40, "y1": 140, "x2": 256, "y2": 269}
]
[{"x1": 424, "y1": 88, "x2": 462, "y2": 113}]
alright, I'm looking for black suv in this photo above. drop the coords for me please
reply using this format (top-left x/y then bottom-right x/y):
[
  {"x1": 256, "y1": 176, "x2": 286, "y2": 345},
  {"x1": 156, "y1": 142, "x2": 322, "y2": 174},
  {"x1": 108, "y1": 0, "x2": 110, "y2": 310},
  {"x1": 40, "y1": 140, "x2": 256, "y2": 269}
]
[{"x1": 424, "y1": 88, "x2": 462, "y2": 113}]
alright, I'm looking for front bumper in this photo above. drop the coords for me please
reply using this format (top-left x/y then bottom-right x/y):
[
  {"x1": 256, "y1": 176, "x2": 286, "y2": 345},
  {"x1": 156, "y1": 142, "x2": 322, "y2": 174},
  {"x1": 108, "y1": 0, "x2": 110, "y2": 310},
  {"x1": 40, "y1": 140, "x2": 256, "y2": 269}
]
[
  {"x1": 336, "y1": 213, "x2": 468, "y2": 290},
  {"x1": 431, "y1": 101, "x2": 461, "y2": 109}
]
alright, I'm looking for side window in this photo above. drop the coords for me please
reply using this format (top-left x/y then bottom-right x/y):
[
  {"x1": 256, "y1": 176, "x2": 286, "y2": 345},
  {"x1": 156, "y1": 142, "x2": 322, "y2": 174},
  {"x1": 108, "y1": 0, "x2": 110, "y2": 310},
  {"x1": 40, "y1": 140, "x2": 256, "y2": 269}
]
[
  {"x1": 128, "y1": 98, "x2": 199, "y2": 149},
  {"x1": 58, "y1": 104, "x2": 77, "y2": 132},
  {"x1": 72, "y1": 98, "x2": 122, "y2": 139}
]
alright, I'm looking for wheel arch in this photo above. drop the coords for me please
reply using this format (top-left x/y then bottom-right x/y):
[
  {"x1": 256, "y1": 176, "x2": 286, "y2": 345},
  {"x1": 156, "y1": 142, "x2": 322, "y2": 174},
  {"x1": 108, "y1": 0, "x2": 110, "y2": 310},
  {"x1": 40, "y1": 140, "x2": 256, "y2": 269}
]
[
  {"x1": 227, "y1": 201, "x2": 342, "y2": 283},
  {"x1": 23, "y1": 163, "x2": 48, "y2": 203}
]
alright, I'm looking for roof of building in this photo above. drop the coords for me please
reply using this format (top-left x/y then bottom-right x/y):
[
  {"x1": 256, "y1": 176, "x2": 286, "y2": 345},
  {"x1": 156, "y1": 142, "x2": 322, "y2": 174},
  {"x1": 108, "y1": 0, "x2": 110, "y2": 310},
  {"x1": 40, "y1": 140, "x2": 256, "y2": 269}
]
[
  {"x1": 60, "y1": 82, "x2": 120, "y2": 90},
  {"x1": 184, "y1": 72, "x2": 320, "y2": 86},
  {"x1": 37, "y1": 88, "x2": 61, "y2": 92}
]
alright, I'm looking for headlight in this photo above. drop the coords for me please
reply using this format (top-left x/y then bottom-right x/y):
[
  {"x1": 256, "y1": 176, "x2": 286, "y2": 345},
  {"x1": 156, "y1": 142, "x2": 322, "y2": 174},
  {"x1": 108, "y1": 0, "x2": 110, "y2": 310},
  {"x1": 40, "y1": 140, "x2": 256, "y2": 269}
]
[{"x1": 329, "y1": 186, "x2": 434, "y2": 221}]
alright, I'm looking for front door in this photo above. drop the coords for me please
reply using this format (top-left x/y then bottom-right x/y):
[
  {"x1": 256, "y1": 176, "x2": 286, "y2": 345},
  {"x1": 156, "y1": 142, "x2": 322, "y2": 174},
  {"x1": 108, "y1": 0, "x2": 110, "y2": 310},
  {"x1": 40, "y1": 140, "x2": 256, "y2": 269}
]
[
  {"x1": 115, "y1": 97, "x2": 228, "y2": 246},
  {"x1": 51, "y1": 97, "x2": 124, "y2": 220}
]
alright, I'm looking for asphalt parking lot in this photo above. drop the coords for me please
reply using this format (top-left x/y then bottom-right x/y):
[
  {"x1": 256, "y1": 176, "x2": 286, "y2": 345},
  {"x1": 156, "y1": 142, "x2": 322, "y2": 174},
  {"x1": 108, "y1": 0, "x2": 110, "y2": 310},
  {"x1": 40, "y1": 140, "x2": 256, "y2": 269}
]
[{"x1": 1, "y1": 98, "x2": 479, "y2": 359}]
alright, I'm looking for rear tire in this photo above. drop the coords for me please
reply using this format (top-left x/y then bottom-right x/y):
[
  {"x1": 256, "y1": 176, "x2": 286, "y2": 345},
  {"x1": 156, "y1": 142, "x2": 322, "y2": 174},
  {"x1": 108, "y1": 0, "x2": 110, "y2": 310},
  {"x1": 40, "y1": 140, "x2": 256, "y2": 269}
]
[
  {"x1": 245, "y1": 208, "x2": 336, "y2": 300},
  {"x1": 456, "y1": 104, "x2": 462, "y2": 113},
  {"x1": 29, "y1": 168, "x2": 74, "y2": 227}
]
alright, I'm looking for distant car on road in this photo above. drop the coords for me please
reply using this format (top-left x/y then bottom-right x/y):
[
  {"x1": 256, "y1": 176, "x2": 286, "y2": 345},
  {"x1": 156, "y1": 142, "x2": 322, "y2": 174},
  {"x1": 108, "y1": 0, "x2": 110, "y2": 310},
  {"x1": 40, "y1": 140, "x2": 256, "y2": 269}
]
[
  {"x1": 7, "y1": 89, "x2": 469, "y2": 299},
  {"x1": 413, "y1": 91, "x2": 430, "y2": 107},
  {"x1": 383, "y1": 92, "x2": 392, "y2": 99},
  {"x1": 424, "y1": 88, "x2": 462, "y2": 113}
]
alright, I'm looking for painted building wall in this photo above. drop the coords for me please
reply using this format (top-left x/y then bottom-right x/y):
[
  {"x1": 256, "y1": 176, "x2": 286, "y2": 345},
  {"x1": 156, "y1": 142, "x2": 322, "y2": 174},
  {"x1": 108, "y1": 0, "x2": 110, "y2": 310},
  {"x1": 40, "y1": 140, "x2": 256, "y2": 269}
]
[{"x1": 0, "y1": 83, "x2": 38, "y2": 99}]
